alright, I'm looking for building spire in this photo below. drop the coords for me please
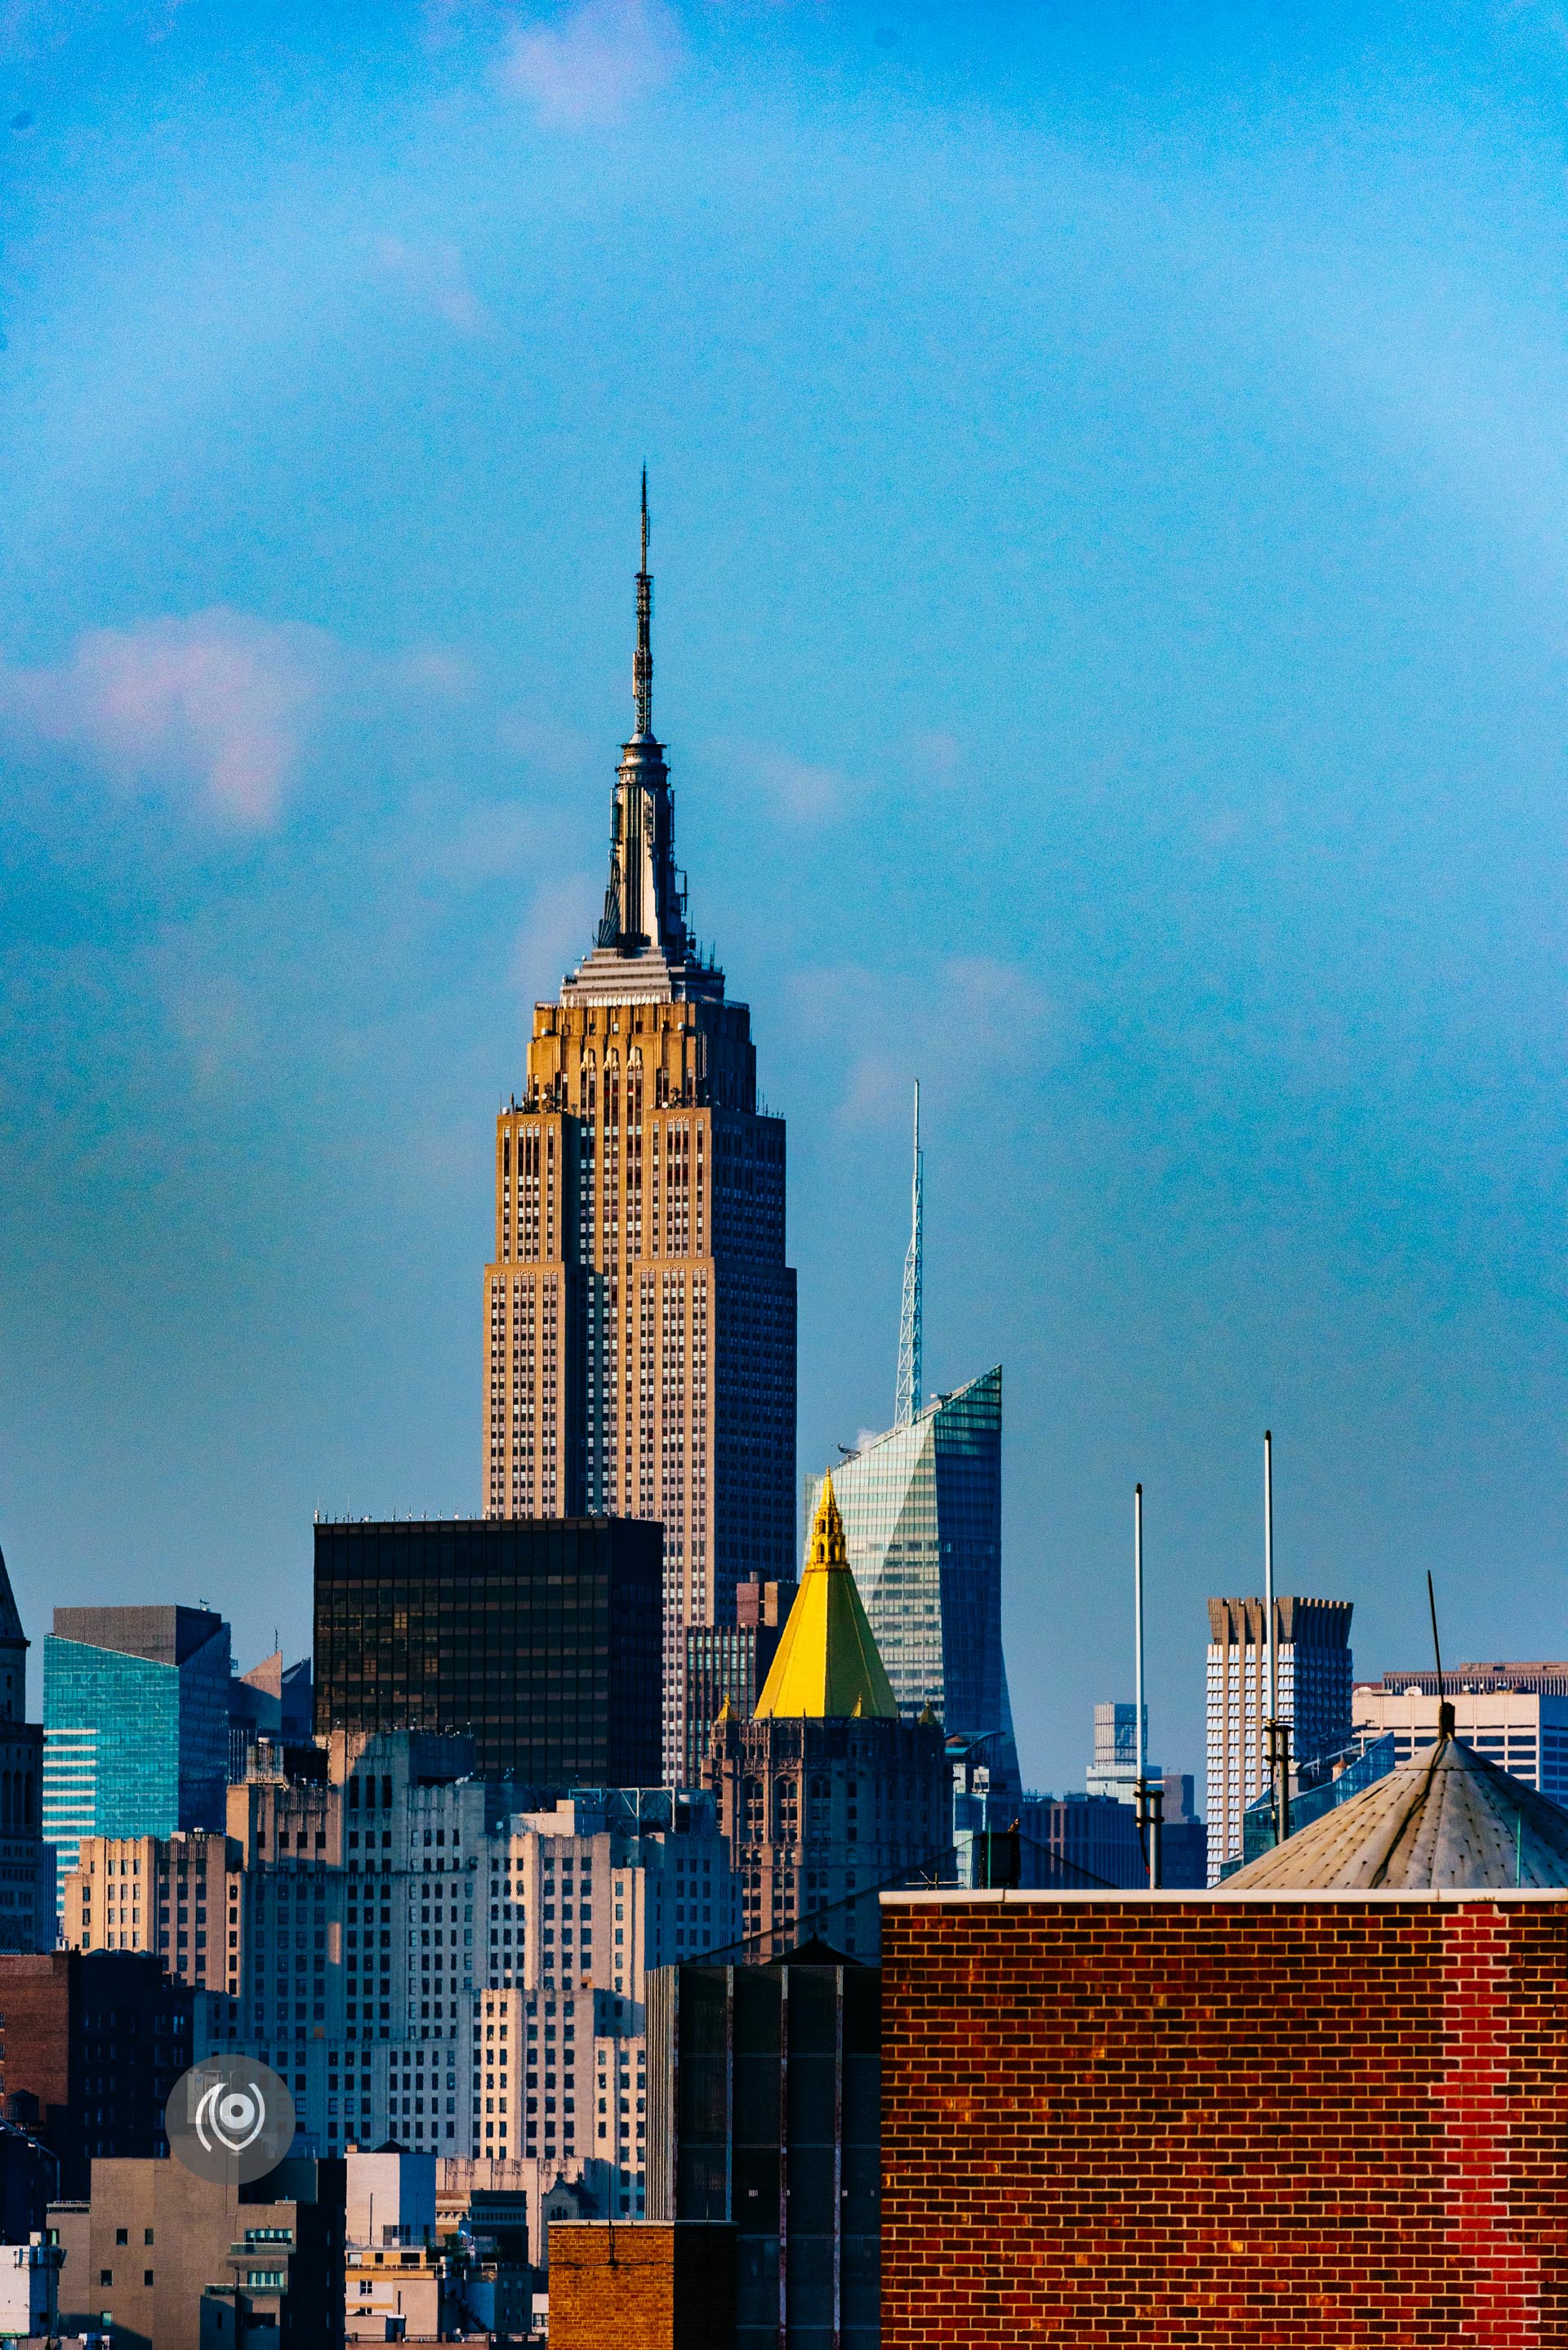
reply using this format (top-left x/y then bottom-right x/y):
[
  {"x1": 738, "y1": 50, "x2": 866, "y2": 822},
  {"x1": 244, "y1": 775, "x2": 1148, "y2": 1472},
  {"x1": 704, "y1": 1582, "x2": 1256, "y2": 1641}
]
[
  {"x1": 895, "y1": 1079, "x2": 923, "y2": 1427},
  {"x1": 634, "y1": 464, "x2": 653, "y2": 738}
]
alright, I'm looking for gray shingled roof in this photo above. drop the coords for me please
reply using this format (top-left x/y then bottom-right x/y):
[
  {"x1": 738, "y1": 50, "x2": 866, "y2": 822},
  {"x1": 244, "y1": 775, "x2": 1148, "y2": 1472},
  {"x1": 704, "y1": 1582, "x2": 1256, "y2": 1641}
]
[{"x1": 1218, "y1": 1725, "x2": 1568, "y2": 1890}]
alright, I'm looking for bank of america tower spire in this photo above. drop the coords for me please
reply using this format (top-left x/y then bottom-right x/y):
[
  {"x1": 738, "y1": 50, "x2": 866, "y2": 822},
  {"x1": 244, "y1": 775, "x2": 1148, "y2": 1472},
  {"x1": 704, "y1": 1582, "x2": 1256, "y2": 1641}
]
[{"x1": 483, "y1": 484, "x2": 798, "y2": 1773}]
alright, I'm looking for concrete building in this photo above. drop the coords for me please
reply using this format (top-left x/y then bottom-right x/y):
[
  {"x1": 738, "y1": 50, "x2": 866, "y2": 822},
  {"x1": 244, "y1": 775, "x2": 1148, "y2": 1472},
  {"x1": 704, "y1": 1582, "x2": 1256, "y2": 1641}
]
[
  {"x1": 313, "y1": 1516, "x2": 664, "y2": 1791},
  {"x1": 1082, "y1": 1700, "x2": 1156, "y2": 1806},
  {"x1": 342, "y1": 2148, "x2": 440, "y2": 2339},
  {"x1": 482, "y1": 497, "x2": 797, "y2": 1778},
  {"x1": 49, "y1": 2154, "x2": 345, "y2": 2350},
  {"x1": 229, "y1": 1654, "x2": 313, "y2": 1783},
  {"x1": 0, "y1": 1951, "x2": 191, "y2": 2196},
  {"x1": 145, "y1": 1732, "x2": 739, "y2": 2223},
  {"x1": 703, "y1": 1478, "x2": 950, "y2": 1962},
  {"x1": 681, "y1": 1580, "x2": 793, "y2": 1788},
  {"x1": 1354, "y1": 1672, "x2": 1568, "y2": 1800},
  {"x1": 1205, "y1": 1594, "x2": 1353, "y2": 1881},
  {"x1": 62, "y1": 1829, "x2": 239, "y2": 1992},
  {"x1": 0, "y1": 1545, "x2": 53, "y2": 1954},
  {"x1": 42, "y1": 1607, "x2": 230, "y2": 1895},
  {"x1": 806, "y1": 1367, "x2": 1018, "y2": 1811},
  {"x1": 0, "y1": 2235, "x2": 64, "y2": 2339}
]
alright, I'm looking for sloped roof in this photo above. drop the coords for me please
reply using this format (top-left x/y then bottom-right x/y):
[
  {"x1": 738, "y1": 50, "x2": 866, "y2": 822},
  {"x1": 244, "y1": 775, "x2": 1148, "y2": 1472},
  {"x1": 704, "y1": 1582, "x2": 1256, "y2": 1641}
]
[
  {"x1": 0, "y1": 1545, "x2": 26, "y2": 1650},
  {"x1": 755, "y1": 1475, "x2": 899, "y2": 1722},
  {"x1": 1221, "y1": 1716, "x2": 1568, "y2": 1890}
]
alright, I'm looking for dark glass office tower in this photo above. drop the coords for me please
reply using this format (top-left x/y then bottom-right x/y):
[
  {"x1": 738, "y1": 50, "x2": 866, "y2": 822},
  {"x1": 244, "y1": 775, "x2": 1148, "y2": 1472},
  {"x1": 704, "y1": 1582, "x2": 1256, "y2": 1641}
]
[{"x1": 313, "y1": 1518, "x2": 662, "y2": 1790}]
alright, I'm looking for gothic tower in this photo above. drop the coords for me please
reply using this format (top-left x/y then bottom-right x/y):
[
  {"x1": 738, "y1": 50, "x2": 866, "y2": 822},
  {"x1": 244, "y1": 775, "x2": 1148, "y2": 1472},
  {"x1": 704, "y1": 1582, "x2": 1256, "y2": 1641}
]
[{"x1": 483, "y1": 484, "x2": 797, "y2": 1773}]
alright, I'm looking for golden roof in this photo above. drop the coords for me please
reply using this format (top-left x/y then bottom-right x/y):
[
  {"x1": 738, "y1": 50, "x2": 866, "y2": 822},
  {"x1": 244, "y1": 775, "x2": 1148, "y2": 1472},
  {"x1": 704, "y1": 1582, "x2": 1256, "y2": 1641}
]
[{"x1": 754, "y1": 1475, "x2": 899, "y2": 1722}]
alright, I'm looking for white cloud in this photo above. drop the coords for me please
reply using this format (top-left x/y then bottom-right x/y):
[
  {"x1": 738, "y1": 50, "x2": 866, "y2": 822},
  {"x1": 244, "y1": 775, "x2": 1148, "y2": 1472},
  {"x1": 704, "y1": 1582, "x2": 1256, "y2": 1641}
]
[
  {"x1": 754, "y1": 750, "x2": 849, "y2": 823},
  {"x1": 499, "y1": 0, "x2": 679, "y2": 127},
  {"x1": 789, "y1": 955, "x2": 1053, "y2": 1128},
  {"x1": 0, "y1": 609, "x2": 332, "y2": 827},
  {"x1": 510, "y1": 871, "x2": 599, "y2": 1002},
  {"x1": 372, "y1": 236, "x2": 488, "y2": 334}
]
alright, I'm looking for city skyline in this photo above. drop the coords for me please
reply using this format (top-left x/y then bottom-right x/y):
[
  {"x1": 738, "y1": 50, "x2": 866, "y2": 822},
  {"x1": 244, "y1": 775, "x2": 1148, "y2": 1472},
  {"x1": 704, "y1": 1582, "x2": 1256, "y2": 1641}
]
[{"x1": 2, "y1": 2, "x2": 1566, "y2": 1799}]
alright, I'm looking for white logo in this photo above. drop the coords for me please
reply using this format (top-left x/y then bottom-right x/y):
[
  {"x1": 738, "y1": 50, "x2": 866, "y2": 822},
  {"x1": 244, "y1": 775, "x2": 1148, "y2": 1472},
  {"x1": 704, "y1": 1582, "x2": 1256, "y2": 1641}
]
[
  {"x1": 167, "y1": 2058, "x2": 295, "y2": 2184},
  {"x1": 194, "y1": 2076, "x2": 268, "y2": 2157}
]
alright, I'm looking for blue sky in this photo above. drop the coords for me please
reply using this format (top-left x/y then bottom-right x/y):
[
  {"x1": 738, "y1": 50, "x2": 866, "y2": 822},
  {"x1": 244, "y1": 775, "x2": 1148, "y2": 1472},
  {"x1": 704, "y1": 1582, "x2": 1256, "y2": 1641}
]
[{"x1": 1, "y1": 0, "x2": 1563, "y2": 1798}]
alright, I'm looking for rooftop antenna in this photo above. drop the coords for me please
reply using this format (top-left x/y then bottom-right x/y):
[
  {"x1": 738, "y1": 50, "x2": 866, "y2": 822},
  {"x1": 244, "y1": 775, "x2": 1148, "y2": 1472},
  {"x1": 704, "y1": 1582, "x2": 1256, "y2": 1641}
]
[
  {"x1": 1133, "y1": 1483, "x2": 1162, "y2": 1887},
  {"x1": 1263, "y1": 1429, "x2": 1290, "y2": 1850},
  {"x1": 894, "y1": 1080, "x2": 923, "y2": 1428},
  {"x1": 1427, "y1": 1569, "x2": 1454, "y2": 1739},
  {"x1": 634, "y1": 465, "x2": 653, "y2": 738}
]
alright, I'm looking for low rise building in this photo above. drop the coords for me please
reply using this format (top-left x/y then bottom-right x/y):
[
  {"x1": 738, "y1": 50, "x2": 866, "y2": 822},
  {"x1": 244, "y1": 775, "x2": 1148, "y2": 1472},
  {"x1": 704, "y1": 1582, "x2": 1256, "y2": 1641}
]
[
  {"x1": 50, "y1": 2154, "x2": 345, "y2": 2350},
  {"x1": 0, "y1": 2234, "x2": 64, "y2": 2339}
]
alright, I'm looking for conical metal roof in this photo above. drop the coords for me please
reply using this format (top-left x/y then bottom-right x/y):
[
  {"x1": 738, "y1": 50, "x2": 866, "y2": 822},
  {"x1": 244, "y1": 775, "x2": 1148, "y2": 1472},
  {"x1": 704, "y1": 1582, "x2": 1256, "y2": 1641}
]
[
  {"x1": 755, "y1": 1475, "x2": 899, "y2": 1722},
  {"x1": 1221, "y1": 1718, "x2": 1568, "y2": 1891}
]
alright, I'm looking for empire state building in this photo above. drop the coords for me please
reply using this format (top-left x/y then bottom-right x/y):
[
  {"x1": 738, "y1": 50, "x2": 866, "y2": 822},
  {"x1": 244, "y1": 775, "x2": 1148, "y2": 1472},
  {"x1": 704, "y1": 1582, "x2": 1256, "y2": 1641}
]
[{"x1": 483, "y1": 487, "x2": 798, "y2": 1770}]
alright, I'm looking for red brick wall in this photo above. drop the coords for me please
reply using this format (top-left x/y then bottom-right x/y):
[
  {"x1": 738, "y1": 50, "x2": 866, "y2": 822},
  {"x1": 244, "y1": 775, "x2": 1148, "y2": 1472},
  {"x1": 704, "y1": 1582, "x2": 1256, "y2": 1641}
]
[
  {"x1": 550, "y1": 2221, "x2": 734, "y2": 2350},
  {"x1": 880, "y1": 1895, "x2": 1568, "y2": 2348},
  {"x1": 0, "y1": 1953, "x2": 70, "y2": 2131}
]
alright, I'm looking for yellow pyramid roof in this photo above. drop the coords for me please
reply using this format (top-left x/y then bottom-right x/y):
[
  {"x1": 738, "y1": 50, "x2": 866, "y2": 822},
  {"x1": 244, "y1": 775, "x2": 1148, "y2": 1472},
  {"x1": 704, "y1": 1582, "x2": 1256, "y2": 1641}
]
[{"x1": 754, "y1": 1474, "x2": 900, "y2": 1721}]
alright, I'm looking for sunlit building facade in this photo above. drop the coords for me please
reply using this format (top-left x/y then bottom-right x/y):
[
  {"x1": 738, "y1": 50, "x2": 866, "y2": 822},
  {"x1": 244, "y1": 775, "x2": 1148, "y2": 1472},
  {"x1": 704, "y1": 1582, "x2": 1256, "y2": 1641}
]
[
  {"x1": 481, "y1": 496, "x2": 796, "y2": 1777},
  {"x1": 803, "y1": 1367, "x2": 1017, "y2": 1804}
]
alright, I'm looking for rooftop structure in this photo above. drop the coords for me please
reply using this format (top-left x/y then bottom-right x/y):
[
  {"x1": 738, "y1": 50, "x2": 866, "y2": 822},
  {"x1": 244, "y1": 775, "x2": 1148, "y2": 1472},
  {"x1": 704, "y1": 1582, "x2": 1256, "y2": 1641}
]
[
  {"x1": 755, "y1": 1480, "x2": 897, "y2": 1722},
  {"x1": 1222, "y1": 1710, "x2": 1568, "y2": 1890}
]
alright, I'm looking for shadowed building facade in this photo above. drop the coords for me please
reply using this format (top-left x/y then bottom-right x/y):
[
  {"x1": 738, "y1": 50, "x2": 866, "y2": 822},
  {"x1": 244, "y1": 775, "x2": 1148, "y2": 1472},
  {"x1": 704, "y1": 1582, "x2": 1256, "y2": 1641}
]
[{"x1": 483, "y1": 489, "x2": 795, "y2": 1775}]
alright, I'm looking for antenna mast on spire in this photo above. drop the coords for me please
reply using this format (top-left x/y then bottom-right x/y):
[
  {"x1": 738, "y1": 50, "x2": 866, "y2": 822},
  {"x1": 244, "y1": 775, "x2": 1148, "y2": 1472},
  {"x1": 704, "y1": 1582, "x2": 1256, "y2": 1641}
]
[
  {"x1": 895, "y1": 1081, "x2": 923, "y2": 1427},
  {"x1": 634, "y1": 466, "x2": 653, "y2": 737}
]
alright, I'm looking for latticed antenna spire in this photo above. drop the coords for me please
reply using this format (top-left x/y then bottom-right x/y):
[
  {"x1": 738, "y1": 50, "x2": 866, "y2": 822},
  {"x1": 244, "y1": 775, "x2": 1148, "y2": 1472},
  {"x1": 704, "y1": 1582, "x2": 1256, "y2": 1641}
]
[
  {"x1": 634, "y1": 465, "x2": 653, "y2": 736},
  {"x1": 895, "y1": 1079, "x2": 923, "y2": 1427}
]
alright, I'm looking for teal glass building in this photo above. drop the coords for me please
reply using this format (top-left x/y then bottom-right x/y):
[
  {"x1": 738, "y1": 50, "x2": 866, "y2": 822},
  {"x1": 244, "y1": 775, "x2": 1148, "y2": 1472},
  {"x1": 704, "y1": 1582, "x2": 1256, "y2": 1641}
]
[
  {"x1": 42, "y1": 1606, "x2": 230, "y2": 1892},
  {"x1": 804, "y1": 1366, "x2": 1018, "y2": 1803}
]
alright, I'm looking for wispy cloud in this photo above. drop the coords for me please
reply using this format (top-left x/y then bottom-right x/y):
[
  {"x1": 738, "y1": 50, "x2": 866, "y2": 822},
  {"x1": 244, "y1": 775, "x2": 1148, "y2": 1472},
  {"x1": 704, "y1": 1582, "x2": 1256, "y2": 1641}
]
[
  {"x1": 0, "y1": 609, "x2": 332, "y2": 827},
  {"x1": 754, "y1": 750, "x2": 849, "y2": 823},
  {"x1": 510, "y1": 872, "x2": 598, "y2": 1001},
  {"x1": 372, "y1": 236, "x2": 488, "y2": 334},
  {"x1": 499, "y1": 0, "x2": 679, "y2": 127},
  {"x1": 789, "y1": 955, "x2": 1054, "y2": 1126}
]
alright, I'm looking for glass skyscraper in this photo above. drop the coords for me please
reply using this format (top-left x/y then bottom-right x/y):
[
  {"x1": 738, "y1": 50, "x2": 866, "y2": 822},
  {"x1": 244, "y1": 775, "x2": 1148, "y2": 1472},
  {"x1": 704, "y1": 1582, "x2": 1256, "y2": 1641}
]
[
  {"x1": 42, "y1": 1605, "x2": 230, "y2": 1894},
  {"x1": 804, "y1": 1367, "x2": 1018, "y2": 1800}
]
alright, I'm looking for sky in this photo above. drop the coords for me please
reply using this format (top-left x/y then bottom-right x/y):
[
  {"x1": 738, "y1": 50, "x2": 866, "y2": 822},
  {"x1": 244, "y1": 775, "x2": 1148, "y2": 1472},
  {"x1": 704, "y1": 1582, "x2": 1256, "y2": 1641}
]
[{"x1": 0, "y1": 0, "x2": 1564, "y2": 1800}]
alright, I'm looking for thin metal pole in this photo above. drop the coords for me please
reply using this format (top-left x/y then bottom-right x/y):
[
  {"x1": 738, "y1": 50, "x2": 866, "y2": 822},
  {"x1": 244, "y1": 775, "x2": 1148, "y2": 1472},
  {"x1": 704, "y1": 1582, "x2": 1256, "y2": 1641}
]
[
  {"x1": 1134, "y1": 1483, "x2": 1160, "y2": 1886},
  {"x1": 1263, "y1": 1429, "x2": 1288, "y2": 1848},
  {"x1": 1134, "y1": 1483, "x2": 1147, "y2": 1786},
  {"x1": 1263, "y1": 1431, "x2": 1276, "y2": 1737}
]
